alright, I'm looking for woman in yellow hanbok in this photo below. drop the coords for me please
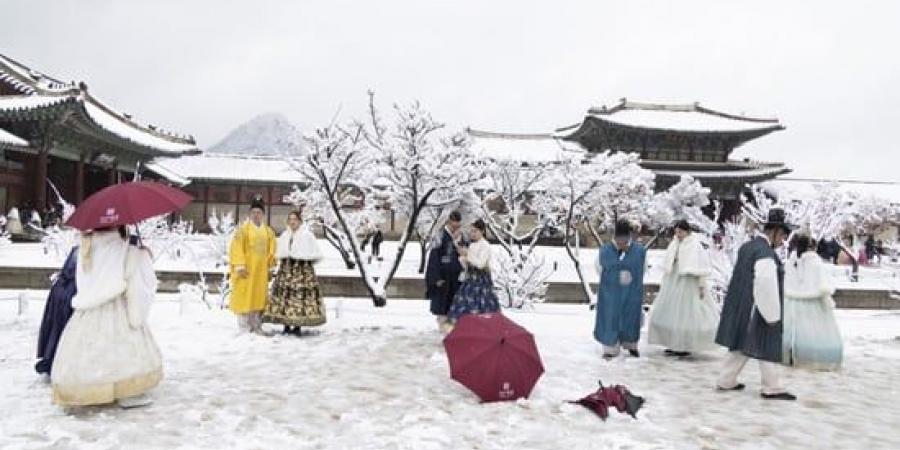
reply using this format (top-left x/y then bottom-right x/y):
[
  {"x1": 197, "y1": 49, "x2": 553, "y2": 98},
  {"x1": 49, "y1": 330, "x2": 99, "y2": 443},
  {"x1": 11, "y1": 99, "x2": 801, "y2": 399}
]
[{"x1": 228, "y1": 195, "x2": 276, "y2": 333}]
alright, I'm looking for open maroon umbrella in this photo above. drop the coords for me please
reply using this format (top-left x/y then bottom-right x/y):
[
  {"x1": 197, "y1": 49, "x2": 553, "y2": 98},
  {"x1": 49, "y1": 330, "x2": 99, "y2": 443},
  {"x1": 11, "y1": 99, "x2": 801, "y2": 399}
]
[
  {"x1": 443, "y1": 313, "x2": 544, "y2": 403},
  {"x1": 65, "y1": 181, "x2": 192, "y2": 231}
]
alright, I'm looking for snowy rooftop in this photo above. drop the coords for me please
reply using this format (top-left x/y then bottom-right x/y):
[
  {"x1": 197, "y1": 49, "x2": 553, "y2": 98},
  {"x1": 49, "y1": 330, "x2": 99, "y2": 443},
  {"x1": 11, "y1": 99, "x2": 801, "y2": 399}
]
[
  {"x1": 761, "y1": 178, "x2": 900, "y2": 203},
  {"x1": 0, "y1": 127, "x2": 28, "y2": 147},
  {"x1": 467, "y1": 129, "x2": 586, "y2": 162},
  {"x1": 647, "y1": 160, "x2": 791, "y2": 180},
  {"x1": 147, "y1": 153, "x2": 307, "y2": 185},
  {"x1": 0, "y1": 53, "x2": 198, "y2": 155},
  {"x1": 557, "y1": 100, "x2": 784, "y2": 135}
]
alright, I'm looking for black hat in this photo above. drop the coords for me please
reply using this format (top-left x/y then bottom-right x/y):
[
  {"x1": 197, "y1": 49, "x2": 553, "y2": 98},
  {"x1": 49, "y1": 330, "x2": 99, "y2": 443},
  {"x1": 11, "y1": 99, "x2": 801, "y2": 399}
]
[
  {"x1": 673, "y1": 219, "x2": 692, "y2": 232},
  {"x1": 614, "y1": 219, "x2": 633, "y2": 238},
  {"x1": 763, "y1": 208, "x2": 796, "y2": 233},
  {"x1": 250, "y1": 194, "x2": 265, "y2": 212}
]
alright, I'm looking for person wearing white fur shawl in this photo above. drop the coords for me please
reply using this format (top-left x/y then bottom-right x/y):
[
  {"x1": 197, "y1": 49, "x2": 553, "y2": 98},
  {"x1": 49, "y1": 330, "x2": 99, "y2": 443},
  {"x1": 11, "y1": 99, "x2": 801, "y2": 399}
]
[
  {"x1": 648, "y1": 227, "x2": 720, "y2": 355},
  {"x1": 51, "y1": 228, "x2": 162, "y2": 407},
  {"x1": 262, "y1": 218, "x2": 327, "y2": 334},
  {"x1": 782, "y1": 249, "x2": 842, "y2": 370}
]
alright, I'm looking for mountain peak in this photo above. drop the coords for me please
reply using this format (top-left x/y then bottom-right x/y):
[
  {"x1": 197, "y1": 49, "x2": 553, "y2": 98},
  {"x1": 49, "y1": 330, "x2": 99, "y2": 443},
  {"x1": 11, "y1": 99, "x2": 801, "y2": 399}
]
[{"x1": 210, "y1": 113, "x2": 303, "y2": 156}]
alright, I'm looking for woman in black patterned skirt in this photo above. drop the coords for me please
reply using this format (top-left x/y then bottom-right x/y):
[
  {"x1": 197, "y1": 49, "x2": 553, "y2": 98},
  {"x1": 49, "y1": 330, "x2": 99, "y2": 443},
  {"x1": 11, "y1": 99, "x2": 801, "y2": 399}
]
[{"x1": 262, "y1": 211, "x2": 326, "y2": 336}]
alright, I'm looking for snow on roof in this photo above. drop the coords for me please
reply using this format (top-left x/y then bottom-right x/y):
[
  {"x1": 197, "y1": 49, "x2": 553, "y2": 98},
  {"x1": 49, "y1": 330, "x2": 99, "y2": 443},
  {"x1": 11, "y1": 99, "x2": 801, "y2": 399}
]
[
  {"x1": 761, "y1": 178, "x2": 900, "y2": 203},
  {"x1": 147, "y1": 153, "x2": 306, "y2": 185},
  {"x1": 467, "y1": 129, "x2": 586, "y2": 162},
  {"x1": 83, "y1": 100, "x2": 197, "y2": 154},
  {"x1": 559, "y1": 100, "x2": 784, "y2": 134},
  {"x1": 0, "y1": 94, "x2": 72, "y2": 111},
  {"x1": 0, "y1": 127, "x2": 28, "y2": 147},
  {"x1": 1, "y1": 54, "x2": 197, "y2": 155},
  {"x1": 653, "y1": 164, "x2": 789, "y2": 180},
  {"x1": 0, "y1": 54, "x2": 76, "y2": 94}
]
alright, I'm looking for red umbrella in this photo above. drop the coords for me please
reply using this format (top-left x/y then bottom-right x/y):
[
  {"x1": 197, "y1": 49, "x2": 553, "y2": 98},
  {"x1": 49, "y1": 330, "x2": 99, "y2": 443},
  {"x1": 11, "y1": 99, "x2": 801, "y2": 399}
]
[
  {"x1": 65, "y1": 181, "x2": 192, "y2": 231},
  {"x1": 443, "y1": 313, "x2": 544, "y2": 403}
]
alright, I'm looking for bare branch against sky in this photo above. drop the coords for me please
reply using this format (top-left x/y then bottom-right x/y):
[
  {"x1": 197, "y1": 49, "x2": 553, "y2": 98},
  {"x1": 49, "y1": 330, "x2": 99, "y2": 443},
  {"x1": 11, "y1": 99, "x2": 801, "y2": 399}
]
[{"x1": 3, "y1": 0, "x2": 898, "y2": 179}]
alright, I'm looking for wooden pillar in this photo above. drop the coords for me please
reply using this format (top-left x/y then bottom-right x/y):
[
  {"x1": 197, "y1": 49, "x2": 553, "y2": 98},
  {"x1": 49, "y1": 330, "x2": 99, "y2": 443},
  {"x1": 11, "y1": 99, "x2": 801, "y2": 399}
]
[
  {"x1": 107, "y1": 168, "x2": 117, "y2": 186},
  {"x1": 266, "y1": 186, "x2": 273, "y2": 225},
  {"x1": 34, "y1": 150, "x2": 50, "y2": 211},
  {"x1": 75, "y1": 156, "x2": 85, "y2": 204},
  {"x1": 202, "y1": 184, "x2": 210, "y2": 223},
  {"x1": 234, "y1": 185, "x2": 242, "y2": 220}
]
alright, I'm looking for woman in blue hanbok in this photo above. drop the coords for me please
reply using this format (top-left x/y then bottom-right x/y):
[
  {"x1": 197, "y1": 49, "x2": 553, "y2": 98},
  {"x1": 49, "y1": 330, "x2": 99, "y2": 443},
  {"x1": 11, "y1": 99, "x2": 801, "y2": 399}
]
[
  {"x1": 447, "y1": 219, "x2": 500, "y2": 326},
  {"x1": 783, "y1": 234, "x2": 843, "y2": 370},
  {"x1": 35, "y1": 247, "x2": 79, "y2": 376}
]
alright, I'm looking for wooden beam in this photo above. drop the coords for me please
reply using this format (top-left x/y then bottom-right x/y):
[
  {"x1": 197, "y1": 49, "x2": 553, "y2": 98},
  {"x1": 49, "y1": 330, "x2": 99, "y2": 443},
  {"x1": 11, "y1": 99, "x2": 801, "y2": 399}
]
[{"x1": 75, "y1": 155, "x2": 85, "y2": 203}]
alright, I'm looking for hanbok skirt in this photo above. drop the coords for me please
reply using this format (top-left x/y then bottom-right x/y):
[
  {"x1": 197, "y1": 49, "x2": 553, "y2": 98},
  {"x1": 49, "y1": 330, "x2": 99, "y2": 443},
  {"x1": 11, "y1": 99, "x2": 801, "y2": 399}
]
[
  {"x1": 783, "y1": 296, "x2": 843, "y2": 370},
  {"x1": 448, "y1": 270, "x2": 501, "y2": 322},
  {"x1": 262, "y1": 258, "x2": 326, "y2": 327},
  {"x1": 648, "y1": 271, "x2": 719, "y2": 352},
  {"x1": 51, "y1": 297, "x2": 163, "y2": 406}
]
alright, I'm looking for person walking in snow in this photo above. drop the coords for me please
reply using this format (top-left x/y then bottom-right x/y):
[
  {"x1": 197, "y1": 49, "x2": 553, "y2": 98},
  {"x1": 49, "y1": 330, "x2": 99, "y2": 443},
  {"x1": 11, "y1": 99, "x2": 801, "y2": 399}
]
[
  {"x1": 51, "y1": 226, "x2": 162, "y2": 408},
  {"x1": 715, "y1": 208, "x2": 797, "y2": 401},
  {"x1": 594, "y1": 219, "x2": 647, "y2": 359},
  {"x1": 426, "y1": 210, "x2": 465, "y2": 333},
  {"x1": 228, "y1": 194, "x2": 276, "y2": 334},
  {"x1": 647, "y1": 220, "x2": 719, "y2": 357},
  {"x1": 262, "y1": 211, "x2": 326, "y2": 336}
]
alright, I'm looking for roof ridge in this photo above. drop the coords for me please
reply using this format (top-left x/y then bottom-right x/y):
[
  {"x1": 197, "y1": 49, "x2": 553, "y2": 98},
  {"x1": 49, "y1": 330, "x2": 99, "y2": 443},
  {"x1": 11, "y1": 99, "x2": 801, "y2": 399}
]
[
  {"x1": 80, "y1": 92, "x2": 196, "y2": 145},
  {"x1": 466, "y1": 128, "x2": 554, "y2": 140},
  {"x1": 589, "y1": 98, "x2": 780, "y2": 124}
]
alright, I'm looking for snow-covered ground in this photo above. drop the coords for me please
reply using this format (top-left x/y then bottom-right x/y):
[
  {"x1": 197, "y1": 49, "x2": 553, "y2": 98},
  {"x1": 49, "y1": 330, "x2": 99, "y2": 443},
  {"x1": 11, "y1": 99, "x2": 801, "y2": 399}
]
[
  {"x1": 2, "y1": 293, "x2": 899, "y2": 450},
  {"x1": 4, "y1": 239, "x2": 900, "y2": 292}
]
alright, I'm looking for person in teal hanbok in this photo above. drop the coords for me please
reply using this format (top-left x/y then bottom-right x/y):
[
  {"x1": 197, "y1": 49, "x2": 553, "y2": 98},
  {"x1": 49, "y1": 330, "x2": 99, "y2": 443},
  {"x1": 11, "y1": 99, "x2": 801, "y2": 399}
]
[{"x1": 594, "y1": 220, "x2": 647, "y2": 359}]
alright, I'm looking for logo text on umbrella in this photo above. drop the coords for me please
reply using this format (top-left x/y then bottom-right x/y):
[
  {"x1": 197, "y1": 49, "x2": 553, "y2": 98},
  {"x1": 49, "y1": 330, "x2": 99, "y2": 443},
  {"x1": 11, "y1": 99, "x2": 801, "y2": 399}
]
[{"x1": 100, "y1": 208, "x2": 119, "y2": 225}]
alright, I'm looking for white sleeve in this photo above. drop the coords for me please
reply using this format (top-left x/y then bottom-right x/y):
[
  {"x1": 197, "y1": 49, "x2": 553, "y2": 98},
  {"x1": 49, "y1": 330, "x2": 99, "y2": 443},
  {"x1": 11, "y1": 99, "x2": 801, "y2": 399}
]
[
  {"x1": 753, "y1": 258, "x2": 781, "y2": 324},
  {"x1": 467, "y1": 242, "x2": 491, "y2": 270},
  {"x1": 594, "y1": 253, "x2": 602, "y2": 276},
  {"x1": 125, "y1": 248, "x2": 158, "y2": 328}
]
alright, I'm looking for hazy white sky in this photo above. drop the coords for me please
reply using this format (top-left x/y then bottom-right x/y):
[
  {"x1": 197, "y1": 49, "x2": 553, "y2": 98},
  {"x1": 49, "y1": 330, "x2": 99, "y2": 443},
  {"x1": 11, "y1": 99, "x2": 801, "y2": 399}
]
[{"x1": 3, "y1": 0, "x2": 898, "y2": 180}]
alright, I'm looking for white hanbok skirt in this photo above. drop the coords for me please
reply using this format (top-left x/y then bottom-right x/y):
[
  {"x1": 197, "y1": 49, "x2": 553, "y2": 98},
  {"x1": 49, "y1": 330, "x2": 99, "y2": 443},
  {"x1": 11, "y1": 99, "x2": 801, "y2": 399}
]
[
  {"x1": 648, "y1": 271, "x2": 720, "y2": 352},
  {"x1": 783, "y1": 296, "x2": 843, "y2": 370},
  {"x1": 51, "y1": 296, "x2": 163, "y2": 406}
]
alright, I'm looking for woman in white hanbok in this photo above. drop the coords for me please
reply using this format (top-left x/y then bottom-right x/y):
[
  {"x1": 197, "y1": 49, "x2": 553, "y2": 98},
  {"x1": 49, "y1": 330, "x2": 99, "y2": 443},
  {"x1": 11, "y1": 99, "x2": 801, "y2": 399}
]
[
  {"x1": 51, "y1": 227, "x2": 163, "y2": 407},
  {"x1": 783, "y1": 234, "x2": 843, "y2": 370},
  {"x1": 648, "y1": 220, "x2": 719, "y2": 356}
]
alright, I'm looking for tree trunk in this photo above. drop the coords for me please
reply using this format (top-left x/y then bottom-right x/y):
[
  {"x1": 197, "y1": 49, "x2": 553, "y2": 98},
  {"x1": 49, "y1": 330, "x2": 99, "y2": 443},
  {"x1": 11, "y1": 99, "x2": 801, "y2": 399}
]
[
  {"x1": 322, "y1": 174, "x2": 385, "y2": 306},
  {"x1": 383, "y1": 190, "x2": 434, "y2": 287},
  {"x1": 561, "y1": 214, "x2": 594, "y2": 304},
  {"x1": 323, "y1": 226, "x2": 355, "y2": 269}
]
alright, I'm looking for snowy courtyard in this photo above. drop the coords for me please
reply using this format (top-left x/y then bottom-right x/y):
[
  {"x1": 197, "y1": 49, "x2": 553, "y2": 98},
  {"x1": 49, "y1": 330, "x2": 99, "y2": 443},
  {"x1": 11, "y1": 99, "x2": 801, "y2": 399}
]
[{"x1": 2, "y1": 294, "x2": 899, "y2": 450}]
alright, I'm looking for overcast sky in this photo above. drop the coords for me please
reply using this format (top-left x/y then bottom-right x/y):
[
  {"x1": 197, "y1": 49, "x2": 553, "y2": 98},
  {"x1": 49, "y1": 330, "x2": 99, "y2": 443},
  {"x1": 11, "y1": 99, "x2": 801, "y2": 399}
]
[{"x1": 3, "y1": 0, "x2": 898, "y2": 180}]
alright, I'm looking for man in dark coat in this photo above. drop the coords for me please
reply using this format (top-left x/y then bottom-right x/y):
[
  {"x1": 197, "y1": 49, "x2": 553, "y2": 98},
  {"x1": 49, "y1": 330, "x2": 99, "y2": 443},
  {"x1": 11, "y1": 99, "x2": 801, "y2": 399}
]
[
  {"x1": 715, "y1": 208, "x2": 797, "y2": 401},
  {"x1": 425, "y1": 211, "x2": 464, "y2": 332},
  {"x1": 35, "y1": 246, "x2": 78, "y2": 376}
]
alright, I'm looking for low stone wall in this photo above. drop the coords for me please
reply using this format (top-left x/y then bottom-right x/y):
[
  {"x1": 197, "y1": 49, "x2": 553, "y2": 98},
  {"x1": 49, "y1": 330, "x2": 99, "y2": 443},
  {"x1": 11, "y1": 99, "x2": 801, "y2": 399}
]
[{"x1": 2, "y1": 266, "x2": 896, "y2": 309}]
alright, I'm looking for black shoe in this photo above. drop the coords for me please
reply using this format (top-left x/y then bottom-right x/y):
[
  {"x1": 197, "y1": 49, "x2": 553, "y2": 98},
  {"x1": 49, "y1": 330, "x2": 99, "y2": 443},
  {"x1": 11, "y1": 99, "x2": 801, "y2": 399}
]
[
  {"x1": 602, "y1": 353, "x2": 618, "y2": 360},
  {"x1": 717, "y1": 383, "x2": 746, "y2": 391},
  {"x1": 628, "y1": 349, "x2": 640, "y2": 358},
  {"x1": 291, "y1": 326, "x2": 303, "y2": 337},
  {"x1": 282, "y1": 326, "x2": 293, "y2": 335},
  {"x1": 761, "y1": 392, "x2": 797, "y2": 401}
]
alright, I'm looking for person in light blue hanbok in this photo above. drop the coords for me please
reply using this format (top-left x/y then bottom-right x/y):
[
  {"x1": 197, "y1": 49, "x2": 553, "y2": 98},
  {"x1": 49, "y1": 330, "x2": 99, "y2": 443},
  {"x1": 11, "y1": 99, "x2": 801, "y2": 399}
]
[
  {"x1": 783, "y1": 233, "x2": 843, "y2": 370},
  {"x1": 594, "y1": 220, "x2": 647, "y2": 359}
]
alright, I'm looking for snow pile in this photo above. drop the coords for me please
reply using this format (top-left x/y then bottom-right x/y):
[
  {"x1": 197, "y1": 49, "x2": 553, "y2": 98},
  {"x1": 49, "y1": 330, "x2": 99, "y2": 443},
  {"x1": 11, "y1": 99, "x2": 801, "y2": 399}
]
[{"x1": 1, "y1": 297, "x2": 898, "y2": 449}]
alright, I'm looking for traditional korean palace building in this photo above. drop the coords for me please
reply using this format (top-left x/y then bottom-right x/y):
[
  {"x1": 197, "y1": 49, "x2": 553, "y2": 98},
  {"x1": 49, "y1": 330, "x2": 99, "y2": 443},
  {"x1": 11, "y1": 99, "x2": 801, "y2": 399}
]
[
  {"x1": 0, "y1": 54, "x2": 199, "y2": 213},
  {"x1": 469, "y1": 99, "x2": 791, "y2": 217}
]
